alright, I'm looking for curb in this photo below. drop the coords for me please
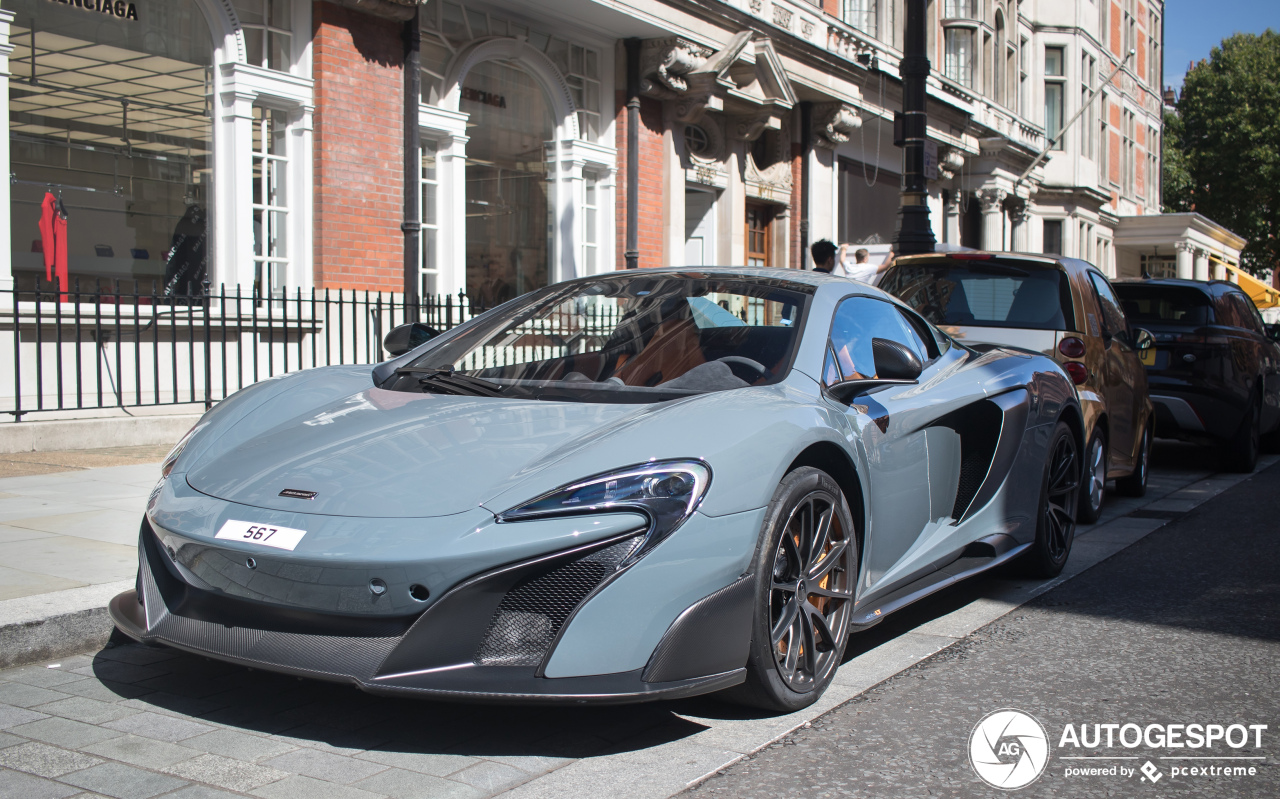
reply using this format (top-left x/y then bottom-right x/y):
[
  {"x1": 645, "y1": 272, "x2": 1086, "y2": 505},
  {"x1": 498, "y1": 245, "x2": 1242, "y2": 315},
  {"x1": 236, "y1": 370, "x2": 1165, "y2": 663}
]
[
  {"x1": 0, "y1": 580, "x2": 133, "y2": 668},
  {"x1": 0, "y1": 414, "x2": 201, "y2": 454}
]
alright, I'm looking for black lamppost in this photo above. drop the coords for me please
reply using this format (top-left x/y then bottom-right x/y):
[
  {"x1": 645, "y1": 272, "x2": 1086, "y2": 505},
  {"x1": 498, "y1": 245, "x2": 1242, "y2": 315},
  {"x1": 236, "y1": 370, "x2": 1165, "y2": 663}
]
[{"x1": 893, "y1": 0, "x2": 936, "y2": 255}]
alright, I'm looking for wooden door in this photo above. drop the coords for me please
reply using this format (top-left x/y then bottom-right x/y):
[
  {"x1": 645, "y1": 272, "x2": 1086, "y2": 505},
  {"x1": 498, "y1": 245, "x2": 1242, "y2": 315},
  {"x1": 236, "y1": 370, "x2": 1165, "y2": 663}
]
[{"x1": 746, "y1": 203, "x2": 772, "y2": 268}]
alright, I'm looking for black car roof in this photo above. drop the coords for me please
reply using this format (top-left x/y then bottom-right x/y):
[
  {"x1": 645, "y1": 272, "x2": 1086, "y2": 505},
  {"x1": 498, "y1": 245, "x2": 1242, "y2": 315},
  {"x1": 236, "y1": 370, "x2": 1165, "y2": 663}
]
[{"x1": 1112, "y1": 278, "x2": 1242, "y2": 296}]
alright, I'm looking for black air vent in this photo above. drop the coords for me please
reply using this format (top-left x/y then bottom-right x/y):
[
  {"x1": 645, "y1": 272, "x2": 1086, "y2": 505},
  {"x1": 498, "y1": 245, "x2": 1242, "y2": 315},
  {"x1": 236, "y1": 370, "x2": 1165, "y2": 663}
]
[
  {"x1": 934, "y1": 401, "x2": 1004, "y2": 520},
  {"x1": 474, "y1": 536, "x2": 642, "y2": 667}
]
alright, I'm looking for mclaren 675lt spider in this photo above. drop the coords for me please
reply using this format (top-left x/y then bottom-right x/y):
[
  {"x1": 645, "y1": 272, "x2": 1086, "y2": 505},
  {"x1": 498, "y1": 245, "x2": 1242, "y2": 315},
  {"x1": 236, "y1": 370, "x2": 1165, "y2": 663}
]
[{"x1": 112, "y1": 267, "x2": 1082, "y2": 711}]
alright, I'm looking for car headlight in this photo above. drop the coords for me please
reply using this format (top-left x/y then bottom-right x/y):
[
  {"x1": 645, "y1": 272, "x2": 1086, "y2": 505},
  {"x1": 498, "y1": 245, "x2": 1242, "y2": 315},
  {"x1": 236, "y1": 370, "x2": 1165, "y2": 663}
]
[
  {"x1": 160, "y1": 422, "x2": 207, "y2": 478},
  {"x1": 498, "y1": 460, "x2": 711, "y2": 559}
]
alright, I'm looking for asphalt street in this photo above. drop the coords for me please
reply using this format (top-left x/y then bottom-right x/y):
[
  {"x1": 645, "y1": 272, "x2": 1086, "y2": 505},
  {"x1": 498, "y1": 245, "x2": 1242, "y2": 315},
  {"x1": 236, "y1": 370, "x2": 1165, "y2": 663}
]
[{"x1": 688, "y1": 451, "x2": 1280, "y2": 798}]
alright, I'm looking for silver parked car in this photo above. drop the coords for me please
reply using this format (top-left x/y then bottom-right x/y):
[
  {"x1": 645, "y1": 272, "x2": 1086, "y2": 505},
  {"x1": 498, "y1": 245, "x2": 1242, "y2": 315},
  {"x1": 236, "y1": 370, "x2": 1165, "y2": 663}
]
[{"x1": 112, "y1": 268, "x2": 1082, "y2": 711}]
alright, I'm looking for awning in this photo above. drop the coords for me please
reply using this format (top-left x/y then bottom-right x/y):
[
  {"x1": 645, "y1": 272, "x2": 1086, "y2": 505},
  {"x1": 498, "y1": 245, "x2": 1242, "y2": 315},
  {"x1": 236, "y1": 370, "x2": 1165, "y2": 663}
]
[{"x1": 1214, "y1": 258, "x2": 1280, "y2": 309}]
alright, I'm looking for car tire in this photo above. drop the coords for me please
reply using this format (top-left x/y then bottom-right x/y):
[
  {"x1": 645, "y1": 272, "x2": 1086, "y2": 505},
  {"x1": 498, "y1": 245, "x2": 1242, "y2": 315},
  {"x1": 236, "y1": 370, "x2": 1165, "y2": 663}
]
[
  {"x1": 1076, "y1": 430, "x2": 1106, "y2": 524},
  {"x1": 725, "y1": 467, "x2": 857, "y2": 712},
  {"x1": 1223, "y1": 395, "x2": 1260, "y2": 474},
  {"x1": 1016, "y1": 420, "x2": 1080, "y2": 579},
  {"x1": 1114, "y1": 422, "x2": 1151, "y2": 497}
]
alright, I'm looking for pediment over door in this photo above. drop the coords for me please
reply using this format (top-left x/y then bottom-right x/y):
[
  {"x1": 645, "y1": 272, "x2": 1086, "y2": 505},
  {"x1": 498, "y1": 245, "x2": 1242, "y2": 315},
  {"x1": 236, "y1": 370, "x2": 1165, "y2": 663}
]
[{"x1": 640, "y1": 32, "x2": 796, "y2": 140}]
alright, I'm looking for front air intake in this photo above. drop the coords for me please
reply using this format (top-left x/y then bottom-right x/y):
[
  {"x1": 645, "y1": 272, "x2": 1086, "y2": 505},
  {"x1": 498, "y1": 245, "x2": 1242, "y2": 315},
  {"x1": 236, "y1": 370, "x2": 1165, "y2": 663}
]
[{"x1": 473, "y1": 535, "x2": 642, "y2": 667}]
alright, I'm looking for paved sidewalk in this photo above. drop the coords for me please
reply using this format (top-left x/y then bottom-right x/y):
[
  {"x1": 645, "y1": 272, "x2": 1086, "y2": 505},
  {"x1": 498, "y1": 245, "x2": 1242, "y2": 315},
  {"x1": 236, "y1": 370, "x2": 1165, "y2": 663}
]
[
  {"x1": 0, "y1": 452, "x2": 166, "y2": 602},
  {"x1": 0, "y1": 442, "x2": 1269, "y2": 799}
]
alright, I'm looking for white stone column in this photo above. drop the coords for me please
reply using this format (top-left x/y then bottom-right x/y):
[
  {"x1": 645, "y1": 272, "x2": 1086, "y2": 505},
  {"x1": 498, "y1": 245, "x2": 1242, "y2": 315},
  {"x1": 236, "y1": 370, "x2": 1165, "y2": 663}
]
[
  {"x1": 943, "y1": 191, "x2": 961, "y2": 246},
  {"x1": 435, "y1": 132, "x2": 468, "y2": 297},
  {"x1": 979, "y1": 189, "x2": 1007, "y2": 251},
  {"x1": 1194, "y1": 247, "x2": 1210, "y2": 281},
  {"x1": 1175, "y1": 242, "x2": 1194, "y2": 279},
  {"x1": 0, "y1": 11, "x2": 13, "y2": 299},
  {"x1": 1009, "y1": 202, "x2": 1030, "y2": 252}
]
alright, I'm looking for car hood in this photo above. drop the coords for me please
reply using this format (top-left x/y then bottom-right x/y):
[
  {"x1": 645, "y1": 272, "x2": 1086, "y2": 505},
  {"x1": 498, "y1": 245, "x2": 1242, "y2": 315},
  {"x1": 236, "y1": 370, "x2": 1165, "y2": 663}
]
[{"x1": 184, "y1": 388, "x2": 668, "y2": 518}]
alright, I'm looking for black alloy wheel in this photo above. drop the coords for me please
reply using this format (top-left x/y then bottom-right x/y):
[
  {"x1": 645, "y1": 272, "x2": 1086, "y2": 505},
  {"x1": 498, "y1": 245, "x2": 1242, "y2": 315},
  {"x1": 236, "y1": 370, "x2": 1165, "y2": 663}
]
[
  {"x1": 1017, "y1": 420, "x2": 1080, "y2": 578},
  {"x1": 1115, "y1": 422, "x2": 1151, "y2": 497},
  {"x1": 727, "y1": 467, "x2": 856, "y2": 712}
]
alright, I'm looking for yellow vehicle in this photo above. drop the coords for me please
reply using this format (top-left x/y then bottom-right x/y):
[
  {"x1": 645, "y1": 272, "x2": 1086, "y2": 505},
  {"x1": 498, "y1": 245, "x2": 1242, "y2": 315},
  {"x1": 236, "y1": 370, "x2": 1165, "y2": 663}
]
[{"x1": 880, "y1": 252, "x2": 1155, "y2": 522}]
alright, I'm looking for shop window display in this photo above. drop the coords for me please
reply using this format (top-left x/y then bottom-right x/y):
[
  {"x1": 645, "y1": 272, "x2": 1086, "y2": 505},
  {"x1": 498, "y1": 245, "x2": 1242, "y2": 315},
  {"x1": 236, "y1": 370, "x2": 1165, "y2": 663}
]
[{"x1": 7, "y1": 0, "x2": 213, "y2": 296}]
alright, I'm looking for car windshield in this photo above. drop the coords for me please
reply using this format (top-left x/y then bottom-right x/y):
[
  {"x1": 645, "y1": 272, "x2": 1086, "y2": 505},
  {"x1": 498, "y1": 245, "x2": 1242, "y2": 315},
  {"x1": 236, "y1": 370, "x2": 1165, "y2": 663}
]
[
  {"x1": 1112, "y1": 284, "x2": 1213, "y2": 326},
  {"x1": 879, "y1": 259, "x2": 1074, "y2": 331},
  {"x1": 384, "y1": 274, "x2": 812, "y2": 404}
]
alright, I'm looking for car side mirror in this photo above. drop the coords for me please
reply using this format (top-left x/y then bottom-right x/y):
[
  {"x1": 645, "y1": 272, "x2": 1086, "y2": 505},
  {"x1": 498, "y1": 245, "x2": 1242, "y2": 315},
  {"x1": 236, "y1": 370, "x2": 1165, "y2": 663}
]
[
  {"x1": 826, "y1": 338, "x2": 923, "y2": 403},
  {"x1": 1133, "y1": 328, "x2": 1155, "y2": 351},
  {"x1": 383, "y1": 322, "x2": 438, "y2": 357}
]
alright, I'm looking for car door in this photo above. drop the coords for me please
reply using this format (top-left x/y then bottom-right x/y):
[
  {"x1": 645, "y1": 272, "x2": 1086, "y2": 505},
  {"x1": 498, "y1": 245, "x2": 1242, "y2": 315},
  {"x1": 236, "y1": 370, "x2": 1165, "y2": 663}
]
[
  {"x1": 1087, "y1": 271, "x2": 1141, "y2": 470},
  {"x1": 821, "y1": 296, "x2": 963, "y2": 597},
  {"x1": 1228, "y1": 291, "x2": 1280, "y2": 430}
]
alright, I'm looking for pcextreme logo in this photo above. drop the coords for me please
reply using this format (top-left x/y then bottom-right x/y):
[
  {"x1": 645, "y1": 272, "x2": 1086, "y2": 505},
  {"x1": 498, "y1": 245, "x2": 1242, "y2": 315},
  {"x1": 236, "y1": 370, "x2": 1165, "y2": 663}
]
[
  {"x1": 968, "y1": 709, "x2": 1051, "y2": 790},
  {"x1": 968, "y1": 710, "x2": 1269, "y2": 790}
]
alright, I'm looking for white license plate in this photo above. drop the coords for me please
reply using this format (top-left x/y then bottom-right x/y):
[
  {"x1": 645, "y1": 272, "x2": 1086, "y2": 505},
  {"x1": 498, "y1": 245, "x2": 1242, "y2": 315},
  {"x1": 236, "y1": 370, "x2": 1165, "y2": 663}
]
[{"x1": 214, "y1": 519, "x2": 307, "y2": 551}]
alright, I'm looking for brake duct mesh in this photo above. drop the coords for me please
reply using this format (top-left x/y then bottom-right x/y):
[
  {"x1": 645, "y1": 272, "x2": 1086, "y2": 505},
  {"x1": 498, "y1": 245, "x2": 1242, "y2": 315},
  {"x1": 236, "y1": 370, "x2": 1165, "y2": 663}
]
[{"x1": 473, "y1": 536, "x2": 642, "y2": 667}]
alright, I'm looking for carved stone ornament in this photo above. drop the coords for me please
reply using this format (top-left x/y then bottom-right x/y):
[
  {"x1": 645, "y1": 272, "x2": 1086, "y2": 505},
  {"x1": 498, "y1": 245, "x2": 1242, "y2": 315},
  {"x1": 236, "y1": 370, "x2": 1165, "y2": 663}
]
[
  {"x1": 731, "y1": 113, "x2": 774, "y2": 143},
  {"x1": 827, "y1": 26, "x2": 874, "y2": 62},
  {"x1": 772, "y1": 5, "x2": 793, "y2": 30},
  {"x1": 938, "y1": 146, "x2": 965, "y2": 179},
  {"x1": 812, "y1": 102, "x2": 861, "y2": 148},
  {"x1": 1009, "y1": 201, "x2": 1031, "y2": 224},
  {"x1": 801, "y1": 18, "x2": 815, "y2": 38},
  {"x1": 978, "y1": 188, "x2": 1008, "y2": 213},
  {"x1": 749, "y1": 0, "x2": 763, "y2": 13},
  {"x1": 640, "y1": 38, "x2": 713, "y2": 96}
]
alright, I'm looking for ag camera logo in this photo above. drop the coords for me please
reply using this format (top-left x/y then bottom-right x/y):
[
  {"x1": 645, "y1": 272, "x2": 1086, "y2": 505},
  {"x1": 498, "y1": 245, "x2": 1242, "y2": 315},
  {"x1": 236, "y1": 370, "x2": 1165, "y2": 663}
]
[{"x1": 969, "y1": 709, "x2": 1051, "y2": 790}]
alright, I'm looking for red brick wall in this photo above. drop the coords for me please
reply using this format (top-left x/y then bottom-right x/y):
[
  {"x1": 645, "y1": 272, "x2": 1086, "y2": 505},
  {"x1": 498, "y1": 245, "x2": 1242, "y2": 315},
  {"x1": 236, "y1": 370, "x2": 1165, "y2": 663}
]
[
  {"x1": 313, "y1": 2, "x2": 404, "y2": 291},
  {"x1": 822, "y1": 0, "x2": 839, "y2": 15},
  {"x1": 614, "y1": 92, "x2": 666, "y2": 269},
  {"x1": 1109, "y1": 2, "x2": 1122, "y2": 58}
]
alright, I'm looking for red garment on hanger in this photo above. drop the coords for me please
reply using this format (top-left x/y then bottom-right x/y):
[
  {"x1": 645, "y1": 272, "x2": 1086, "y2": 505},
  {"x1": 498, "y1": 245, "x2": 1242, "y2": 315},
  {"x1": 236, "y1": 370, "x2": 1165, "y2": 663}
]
[{"x1": 38, "y1": 192, "x2": 69, "y2": 302}]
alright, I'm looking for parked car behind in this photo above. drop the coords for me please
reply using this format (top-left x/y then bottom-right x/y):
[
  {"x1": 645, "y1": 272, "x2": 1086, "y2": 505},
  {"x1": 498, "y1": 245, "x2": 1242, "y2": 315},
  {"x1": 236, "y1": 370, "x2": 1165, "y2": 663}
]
[
  {"x1": 879, "y1": 252, "x2": 1154, "y2": 521},
  {"x1": 1112, "y1": 278, "x2": 1280, "y2": 472}
]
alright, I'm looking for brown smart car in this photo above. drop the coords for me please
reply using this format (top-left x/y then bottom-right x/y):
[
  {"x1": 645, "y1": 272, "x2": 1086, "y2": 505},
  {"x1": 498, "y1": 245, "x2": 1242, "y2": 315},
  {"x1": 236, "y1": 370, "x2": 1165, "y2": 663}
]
[{"x1": 879, "y1": 252, "x2": 1154, "y2": 522}]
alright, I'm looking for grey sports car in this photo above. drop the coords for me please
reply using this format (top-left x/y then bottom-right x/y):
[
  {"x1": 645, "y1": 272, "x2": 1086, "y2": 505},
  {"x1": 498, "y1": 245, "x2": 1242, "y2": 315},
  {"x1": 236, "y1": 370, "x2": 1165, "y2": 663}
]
[{"x1": 111, "y1": 267, "x2": 1082, "y2": 710}]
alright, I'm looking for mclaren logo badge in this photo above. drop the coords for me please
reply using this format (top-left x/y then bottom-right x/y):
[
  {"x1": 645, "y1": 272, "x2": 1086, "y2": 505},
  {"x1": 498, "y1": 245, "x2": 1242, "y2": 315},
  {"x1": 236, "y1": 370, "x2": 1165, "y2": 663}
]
[{"x1": 279, "y1": 488, "x2": 318, "y2": 500}]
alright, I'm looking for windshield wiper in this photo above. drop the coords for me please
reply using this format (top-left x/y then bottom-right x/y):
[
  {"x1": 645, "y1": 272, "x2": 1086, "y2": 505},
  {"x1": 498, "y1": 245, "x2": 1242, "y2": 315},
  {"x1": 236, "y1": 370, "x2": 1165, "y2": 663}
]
[{"x1": 394, "y1": 368, "x2": 505, "y2": 398}]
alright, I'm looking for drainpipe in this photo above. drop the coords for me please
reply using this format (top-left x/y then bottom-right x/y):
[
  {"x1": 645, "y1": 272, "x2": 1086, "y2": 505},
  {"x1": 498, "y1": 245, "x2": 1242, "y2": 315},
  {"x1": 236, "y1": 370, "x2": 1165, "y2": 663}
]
[
  {"x1": 402, "y1": 6, "x2": 422, "y2": 307},
  {"x1": 624, "y1": 38, "x2": 641, "y2": 269},
  {"x1": 799, "y1": 101, "x2": 812, "y2": 269}
]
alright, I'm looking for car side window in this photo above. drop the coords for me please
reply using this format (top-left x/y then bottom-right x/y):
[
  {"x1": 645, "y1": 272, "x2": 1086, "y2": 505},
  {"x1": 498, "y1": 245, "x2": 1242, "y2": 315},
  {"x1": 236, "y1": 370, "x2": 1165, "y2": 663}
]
[
  {"x1": 1087, "y1": 272, "x2": 1128, "y2": 339},
  {"x1": 825, "y1": 297, "x2": 930, "y2": 383},
  {"x1": 1214, "y1": 293, "x2": 1245, "y2": 329},
  {"x1": 1230, "y1": 293, "x2": 1265, "y2": 335}
]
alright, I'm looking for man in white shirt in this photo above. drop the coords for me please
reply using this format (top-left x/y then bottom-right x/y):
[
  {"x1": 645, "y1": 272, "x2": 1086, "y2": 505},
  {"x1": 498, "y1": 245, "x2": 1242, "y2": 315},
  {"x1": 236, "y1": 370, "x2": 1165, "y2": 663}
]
[{"x1": 841, "y1": 246, "x2": 896, "y2": 284}]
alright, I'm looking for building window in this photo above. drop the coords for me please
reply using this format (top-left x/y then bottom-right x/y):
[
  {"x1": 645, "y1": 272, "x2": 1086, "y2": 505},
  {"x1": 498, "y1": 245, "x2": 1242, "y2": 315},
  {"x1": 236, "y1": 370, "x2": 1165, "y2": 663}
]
[
  {"x1": 420, "y1": 140, "x2": 439, "y2": 297},
  {"x1": 944, "y1": 0, "x2": 979, "y2": 19},
  {"x1": 1043, "y1": 219, "x2": 1063, "y2": 255},
  {"x1": 1147, "y1": 126, "x2": 1160, "y2": 206},
  {"x1": 1123, "y1": 0, "x2": 1136, "y2": 58},
  {"x1": 843, "y1": 0, "x2": 877, "y2": 37},
  {"x1": 564, "y1": 44, "x2": 602, "y2": 139},
  {"x1": 1045, "y1": 46, "x2": 1065, "y2": 150},
  {"x1": 252, "y1": 106, "x2": 289, "y2": 297},
  {"x1": 581, "y1": 174, "x2": 599, "y2": 275},
  {"x1": 1122, "y1": 108, "x2": 1135, "y2": 196},
  {"x1": 1098, "y1": 95, "x2": 1109, "y2": 185},
  {"x1": 945, "y1": 27, "x2": 976, "y2": 87},
  {"x1": 1020, "y1": 36, "x2": 1029, "y2": 115},
  {"x1": 1148, "y1": 11, "x2": 1161, "y2": 88},
  {"x1": 1081, "y1": 54, "x2": 1096, "y2": 159},
  {"x1": 234, "y1": 0, "x2": 293, "y2": 72}
]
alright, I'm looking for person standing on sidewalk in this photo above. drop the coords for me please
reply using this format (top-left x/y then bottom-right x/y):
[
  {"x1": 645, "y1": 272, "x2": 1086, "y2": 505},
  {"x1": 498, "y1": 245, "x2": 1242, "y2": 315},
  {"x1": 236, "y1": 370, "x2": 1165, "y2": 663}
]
[{"x1": 842, "y1": 246, "x2": 896, "y2": 285}]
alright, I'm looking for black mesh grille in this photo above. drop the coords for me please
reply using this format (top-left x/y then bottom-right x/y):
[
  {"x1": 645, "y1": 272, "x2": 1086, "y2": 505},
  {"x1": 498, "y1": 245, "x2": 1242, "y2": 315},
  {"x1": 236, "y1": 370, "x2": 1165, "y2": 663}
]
[
  {"x1": 952, "y1": 452, "x2": 990, "y2": 519},
  {"x1": 474, "y1": 536, "x2": 642, "y2": 667}
]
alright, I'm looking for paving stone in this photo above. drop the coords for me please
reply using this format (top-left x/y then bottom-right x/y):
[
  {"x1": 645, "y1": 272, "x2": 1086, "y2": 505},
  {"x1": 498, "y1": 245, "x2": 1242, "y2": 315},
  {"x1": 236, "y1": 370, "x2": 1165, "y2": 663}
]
[
  {"x1": 0, "y1": 667, "x2": 84, "y2": 689},
  {"x1": 91, "y1": 648, "x2": 178, "y2": 668},
  {"x1": 162, "y1": 786, "x2": 248, "y2": 799},
  {"x1": 8, "y1": 719, "x2": 121, "y2": 749},
  {"x1": 259, "y1": 748, "x2": 387, "y2": 785},
  {"x1": 69, "y1": 663, "x2": 167, "y2": 687},
  {"x1": 0, "y1": 705, "x2": 49, "y2": 730},
  {"x1": 447, "y1": 760, "x2": 530, "y2": 794},
  {"x1": 351, "y1": 768, "x2": 484, "y2": 799},
  {"x1": 101, "y1": 712, "x2": 213, "y2": 743},
  {"x1": 52, "y1": 680, "x2": 149, "y2": 704},
  {"x1": 81, "y1": 735, "x2": 200, "y2": 770},
  {"x1": 163, "y1": 754, "x2": 289, "y2": 793},
  {"x1": 480, "y1": 753, "x2": 573, "y2": 776},
  {"x1": 0, "y1": 742, "x2": 102, "y2": 778},
  {"x1": 249, "y1": 774, "x2": 386, "y2": 799},
  {"x1": 57, "y1": 762, "x2": 188, "y2": 799},
  {"x1": 31, "y1": 697, "x2": 137, "y2": 726},
  {"x1": 0, "y1": 685, "x2": 69, "y2": 710},
  {"x1": 352, "y1": 749, "x2": 479, "y2": 778},
  {"x1": 118, "y1": 693, "x2": 225, "y2": 720},
  {"x1": 178, "y1": 729, "x2": 297, "y2": 763},
  {"x1": 268, "y1": 725, "x2": 388, "y2": 757},
  {"x1": 0, "y1": 767, "x2": 80, "y2": 799},
  {"x1": 0, "y1": 734, "x2": 23, "y2": 750}
]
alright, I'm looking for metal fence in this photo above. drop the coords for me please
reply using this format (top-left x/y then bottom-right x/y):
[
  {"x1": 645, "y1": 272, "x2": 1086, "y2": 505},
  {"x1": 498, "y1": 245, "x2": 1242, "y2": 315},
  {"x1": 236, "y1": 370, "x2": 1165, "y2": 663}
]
[{"x1": 0, "y1": 280, "x2": 500, "y2": 421}]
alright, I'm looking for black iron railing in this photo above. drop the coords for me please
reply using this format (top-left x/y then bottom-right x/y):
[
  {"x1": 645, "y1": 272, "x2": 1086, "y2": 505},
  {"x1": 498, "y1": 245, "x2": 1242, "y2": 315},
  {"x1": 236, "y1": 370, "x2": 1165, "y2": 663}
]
[{"x1": 0, "y1": 280, "x2": 497, "y2": 420}]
